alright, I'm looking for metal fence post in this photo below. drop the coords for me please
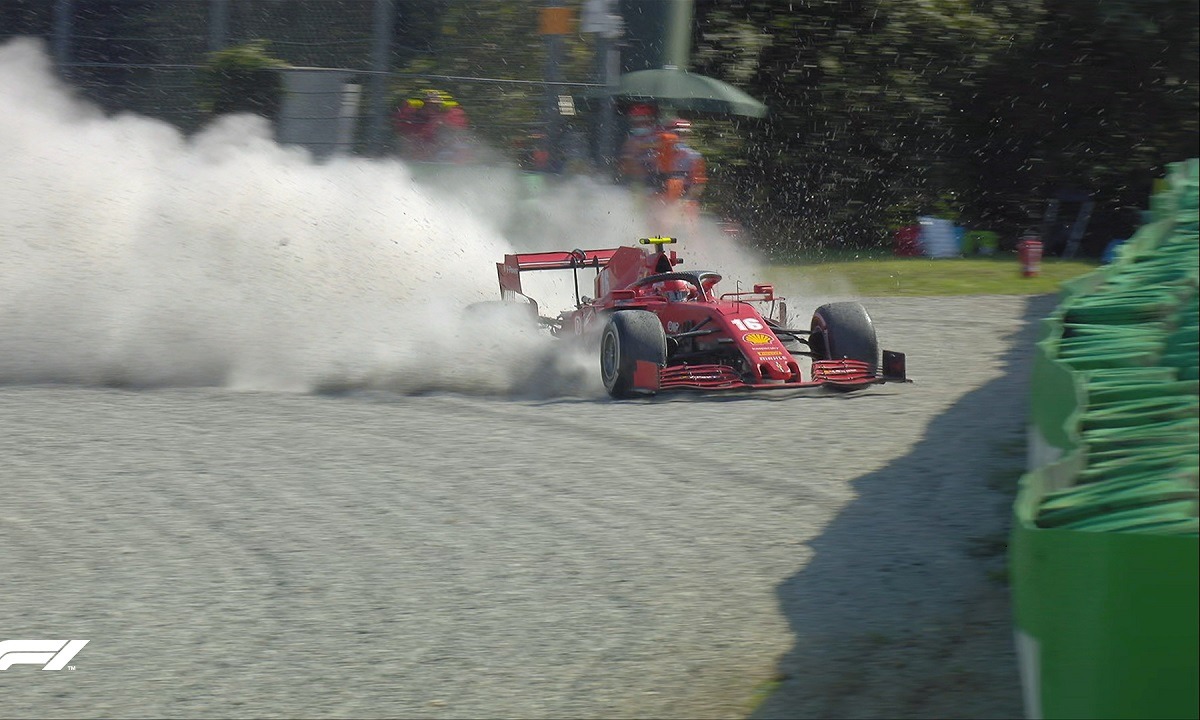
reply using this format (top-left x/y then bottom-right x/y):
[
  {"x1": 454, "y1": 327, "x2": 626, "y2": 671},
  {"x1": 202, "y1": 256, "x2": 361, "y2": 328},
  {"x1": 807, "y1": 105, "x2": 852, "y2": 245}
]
[
  {"x1": 584, "y1": 0, "x2": 622, "y2": 173},
  {"x1": 365, "y1": 0, "x2": 394, "y2": 156},
  {"x1": 541, "y1": 1, "x2": 567, "y2": 172},
  {"x1": 52, "y1": 0, "x2": 72, "y2": 79},
  {"x1": 208, "y1": 0, "x2": 229, "y2": 53}
]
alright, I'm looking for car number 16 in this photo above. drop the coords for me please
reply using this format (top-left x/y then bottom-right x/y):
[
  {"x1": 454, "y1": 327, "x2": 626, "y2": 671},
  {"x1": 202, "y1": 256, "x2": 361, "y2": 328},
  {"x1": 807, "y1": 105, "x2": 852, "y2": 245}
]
[{"x1": 731, "y1": 318, "x2": 764, "y2": 331}]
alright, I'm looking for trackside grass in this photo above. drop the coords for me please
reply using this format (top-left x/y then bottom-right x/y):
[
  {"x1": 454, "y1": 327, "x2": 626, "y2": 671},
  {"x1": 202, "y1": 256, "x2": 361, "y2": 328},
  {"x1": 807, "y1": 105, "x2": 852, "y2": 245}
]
[{"x1": 763, "y1": 255, "x2": 1100, "y2": 297}]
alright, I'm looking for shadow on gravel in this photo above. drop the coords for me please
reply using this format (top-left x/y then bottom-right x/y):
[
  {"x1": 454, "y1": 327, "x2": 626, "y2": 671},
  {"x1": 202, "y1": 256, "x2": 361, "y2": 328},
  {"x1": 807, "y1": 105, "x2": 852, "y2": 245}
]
[
  {"x1": 328, "y1": 382, "x2": 912, "y2": 408},
  {"x1": 519, "y1": 385, "x2": 911, "y2": 406},
  {"x1": 751, "y1": 294, "x2": 1059, "y2": 720}
]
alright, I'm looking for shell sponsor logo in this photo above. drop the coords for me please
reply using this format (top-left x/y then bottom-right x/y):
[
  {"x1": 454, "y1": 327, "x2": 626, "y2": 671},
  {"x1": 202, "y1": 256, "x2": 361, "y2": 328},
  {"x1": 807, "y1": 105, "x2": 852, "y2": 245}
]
[{"x1": 744, "y1": 332, "x2": 774, "y2": 345}]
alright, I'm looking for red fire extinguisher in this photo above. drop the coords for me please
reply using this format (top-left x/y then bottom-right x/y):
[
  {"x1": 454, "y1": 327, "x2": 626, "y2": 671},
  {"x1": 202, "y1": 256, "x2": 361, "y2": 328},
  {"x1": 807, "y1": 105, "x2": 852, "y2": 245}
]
[{"x1": 1018, "y1": 234, "x2": 1043, "y2": 277}]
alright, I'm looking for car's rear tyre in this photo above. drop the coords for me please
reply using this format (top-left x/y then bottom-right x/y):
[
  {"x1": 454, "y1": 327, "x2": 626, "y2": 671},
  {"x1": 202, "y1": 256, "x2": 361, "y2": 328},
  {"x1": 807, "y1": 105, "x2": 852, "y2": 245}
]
[
  {"x1": 809, "y1": 302, "x2": 879, "y2": 373},
  {"x1": 600, "y1": 310, "x2": 667, "y2": 398}
]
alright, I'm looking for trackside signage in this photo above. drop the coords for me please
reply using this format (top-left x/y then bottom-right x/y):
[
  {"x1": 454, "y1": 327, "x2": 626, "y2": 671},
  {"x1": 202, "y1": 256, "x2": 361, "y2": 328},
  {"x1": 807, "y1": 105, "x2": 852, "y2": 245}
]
[{"x1": 0, "y1": 640, "x2": 89, "y2": 670}]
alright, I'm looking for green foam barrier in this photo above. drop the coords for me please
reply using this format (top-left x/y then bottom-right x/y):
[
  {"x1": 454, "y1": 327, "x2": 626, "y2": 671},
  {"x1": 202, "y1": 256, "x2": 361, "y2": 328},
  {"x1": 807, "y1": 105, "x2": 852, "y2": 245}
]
[
  {"x1": 1077, "y1": 459, "x2": 1199, "y2": 487},
  {"x1": 1059, "y1": 350, "x2": 1161, "y2": 370},
  {"x1": 1079, "y1": 396, "x2": 1199, "y2": 431},
  {"x1": 1053, "y1": 501, "x2": 1198, "y2": 533},
  {"x1": 1085, "y1": 380, "x2": 1199, "y2": 407}
]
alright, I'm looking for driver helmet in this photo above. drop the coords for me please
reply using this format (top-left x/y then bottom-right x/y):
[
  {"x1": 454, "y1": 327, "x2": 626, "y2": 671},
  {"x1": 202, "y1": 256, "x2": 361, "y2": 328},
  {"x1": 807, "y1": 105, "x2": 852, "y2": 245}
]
[{"x1": 659, "y1": 279, "x2": 693, "y2": 302}]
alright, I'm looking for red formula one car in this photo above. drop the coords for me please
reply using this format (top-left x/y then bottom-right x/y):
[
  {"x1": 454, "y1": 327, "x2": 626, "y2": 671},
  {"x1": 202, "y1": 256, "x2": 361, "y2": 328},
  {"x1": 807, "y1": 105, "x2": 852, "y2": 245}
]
[{"x1": 494, "y1": 237, "x2": 908, "y2": 398}]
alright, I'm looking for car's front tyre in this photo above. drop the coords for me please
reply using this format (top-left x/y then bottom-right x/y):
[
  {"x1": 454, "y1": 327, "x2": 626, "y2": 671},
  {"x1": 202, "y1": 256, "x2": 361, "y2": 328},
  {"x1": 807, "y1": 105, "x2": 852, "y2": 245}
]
[
  {"x1": 600, "y1": 310, "x2": 667, "y2": 398},
  {"x1": 809, "y1": 302, "x2": 880, "y2": 373}
]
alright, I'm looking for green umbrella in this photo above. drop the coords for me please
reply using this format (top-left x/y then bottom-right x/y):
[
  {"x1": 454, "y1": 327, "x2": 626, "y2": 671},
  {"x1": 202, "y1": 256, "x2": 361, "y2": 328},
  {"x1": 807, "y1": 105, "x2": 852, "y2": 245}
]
[{"x1": 613, "y1": 67, "x2": 768, "y2": 119}]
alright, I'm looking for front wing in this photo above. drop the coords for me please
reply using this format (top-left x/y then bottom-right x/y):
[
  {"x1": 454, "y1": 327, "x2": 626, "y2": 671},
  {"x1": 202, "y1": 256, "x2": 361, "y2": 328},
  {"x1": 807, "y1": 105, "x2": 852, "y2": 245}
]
[{"x1": 631, "y1": 351, "x2": 910, "y2": 394}]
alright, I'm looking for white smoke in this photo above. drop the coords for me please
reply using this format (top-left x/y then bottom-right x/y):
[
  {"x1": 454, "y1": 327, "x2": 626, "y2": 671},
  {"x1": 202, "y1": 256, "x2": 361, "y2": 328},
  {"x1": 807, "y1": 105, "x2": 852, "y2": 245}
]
[{"x1": 0, "y1": 37, "x2": 759, "y2": 398}]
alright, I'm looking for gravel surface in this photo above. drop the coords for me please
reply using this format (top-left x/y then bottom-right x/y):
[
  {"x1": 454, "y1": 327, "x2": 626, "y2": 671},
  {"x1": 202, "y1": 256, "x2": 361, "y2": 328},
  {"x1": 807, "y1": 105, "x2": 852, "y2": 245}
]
[{"x1": 0, "y1": 295, "x2": 1051, "y2": 719}]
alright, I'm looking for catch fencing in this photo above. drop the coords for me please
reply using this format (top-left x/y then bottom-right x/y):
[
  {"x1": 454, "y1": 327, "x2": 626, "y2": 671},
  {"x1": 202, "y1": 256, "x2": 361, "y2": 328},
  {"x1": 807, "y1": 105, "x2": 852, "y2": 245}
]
[{"x1": 5, "y1": 0, "x2": 606, "y2": 161}]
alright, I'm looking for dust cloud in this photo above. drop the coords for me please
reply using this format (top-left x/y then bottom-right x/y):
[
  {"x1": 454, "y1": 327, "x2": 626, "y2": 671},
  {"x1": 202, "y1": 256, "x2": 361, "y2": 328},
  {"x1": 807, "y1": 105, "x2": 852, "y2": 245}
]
[{"x1": 0, "y1": 37, "x2": 758, "y2": 398}]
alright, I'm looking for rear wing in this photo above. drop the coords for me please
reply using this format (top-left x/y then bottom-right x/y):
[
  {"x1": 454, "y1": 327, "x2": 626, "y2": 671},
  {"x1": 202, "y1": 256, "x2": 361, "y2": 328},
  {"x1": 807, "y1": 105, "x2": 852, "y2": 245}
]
[{"x1": 497, "y1": 248, "x2": 621, "y2": 301}]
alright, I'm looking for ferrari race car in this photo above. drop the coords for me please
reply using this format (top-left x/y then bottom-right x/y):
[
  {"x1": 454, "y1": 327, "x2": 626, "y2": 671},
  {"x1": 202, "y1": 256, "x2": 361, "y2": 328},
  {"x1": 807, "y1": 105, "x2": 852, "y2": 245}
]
[{"x1": 494, "y1": 237, "x2": 908, "y2": 398}]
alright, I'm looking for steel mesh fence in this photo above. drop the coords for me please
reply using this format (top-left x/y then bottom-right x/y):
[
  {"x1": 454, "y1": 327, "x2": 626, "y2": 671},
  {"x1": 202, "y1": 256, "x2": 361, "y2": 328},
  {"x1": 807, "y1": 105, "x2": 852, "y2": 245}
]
[{"x1": 2, "y1": 0, "x2": 603, "y2": 157}]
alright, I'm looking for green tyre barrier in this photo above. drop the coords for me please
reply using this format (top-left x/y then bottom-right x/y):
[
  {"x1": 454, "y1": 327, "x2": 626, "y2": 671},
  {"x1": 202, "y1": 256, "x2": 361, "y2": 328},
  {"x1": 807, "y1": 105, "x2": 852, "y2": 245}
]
[
  {"x1": 1014, "y1": 158, "x2": 1199, "y2": 719},
  {"x1": 1012, "y1": 491, "x2": 1199, "y2": 719}
]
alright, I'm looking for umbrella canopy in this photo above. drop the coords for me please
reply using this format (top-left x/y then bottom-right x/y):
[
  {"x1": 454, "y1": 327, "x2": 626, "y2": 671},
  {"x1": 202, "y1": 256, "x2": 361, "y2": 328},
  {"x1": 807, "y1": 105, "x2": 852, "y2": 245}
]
[{"x1": 613, "y1": 68, "x2": 768, "y2": 119}]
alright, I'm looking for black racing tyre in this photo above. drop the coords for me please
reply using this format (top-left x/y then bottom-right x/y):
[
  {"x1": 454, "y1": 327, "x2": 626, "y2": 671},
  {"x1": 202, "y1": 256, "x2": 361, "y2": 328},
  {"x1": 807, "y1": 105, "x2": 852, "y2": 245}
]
[
  {"x1": 599, "y1": 310, "x2": 667, "y2": 398},
  {"x1": 809, "y1": 302, "x2": 879, "y2": 373}
]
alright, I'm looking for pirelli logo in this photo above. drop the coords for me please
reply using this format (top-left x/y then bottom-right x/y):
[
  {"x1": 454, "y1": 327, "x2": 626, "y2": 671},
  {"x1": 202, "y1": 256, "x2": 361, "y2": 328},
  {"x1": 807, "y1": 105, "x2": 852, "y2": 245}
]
[{"x1": 0, "y1": 640, "x2": 89, "y2": 670}]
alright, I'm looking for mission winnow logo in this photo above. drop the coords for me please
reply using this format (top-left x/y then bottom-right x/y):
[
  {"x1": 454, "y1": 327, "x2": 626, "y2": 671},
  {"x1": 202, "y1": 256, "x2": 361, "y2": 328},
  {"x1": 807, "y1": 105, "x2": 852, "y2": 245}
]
[{"x1": 0, "y1": 640, "x2": 89, "y2": 670}]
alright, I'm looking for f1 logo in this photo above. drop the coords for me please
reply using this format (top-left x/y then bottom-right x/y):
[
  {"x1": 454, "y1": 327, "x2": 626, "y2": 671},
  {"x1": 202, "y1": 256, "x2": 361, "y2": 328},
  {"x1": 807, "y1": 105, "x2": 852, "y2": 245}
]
[{"x1": 0, "y1": 640, "x2": 89, "y2": 670}]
